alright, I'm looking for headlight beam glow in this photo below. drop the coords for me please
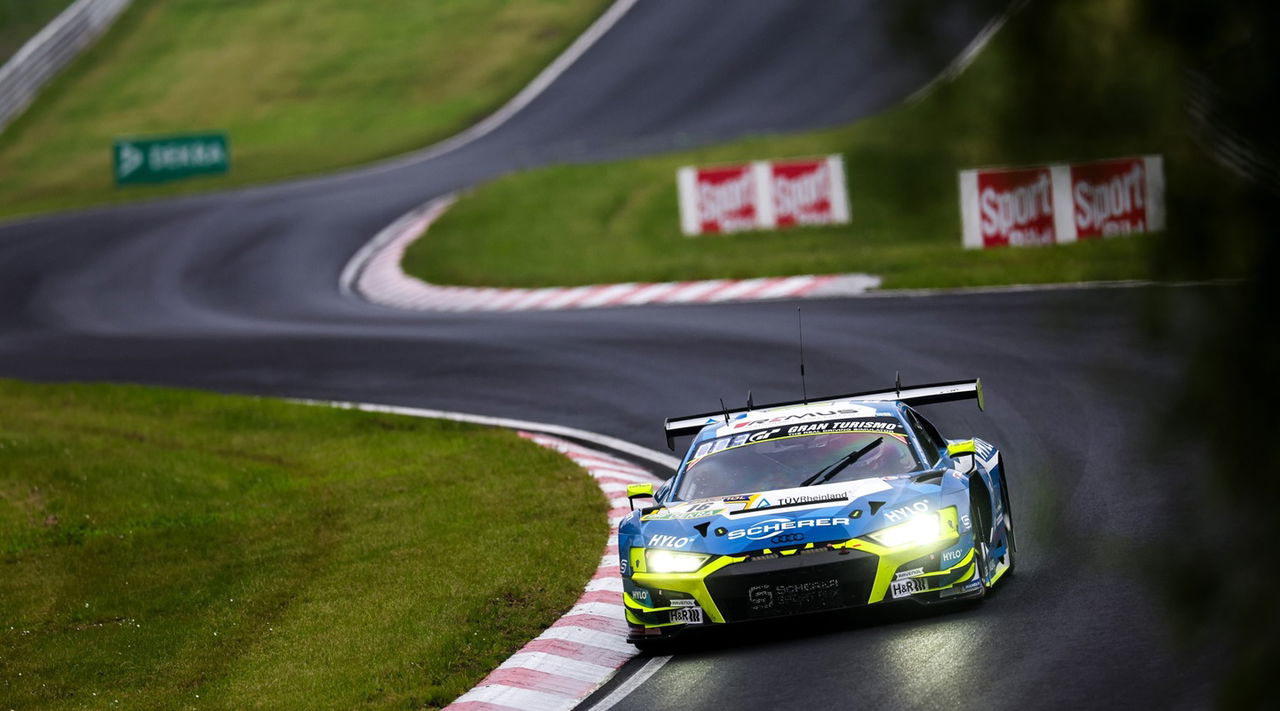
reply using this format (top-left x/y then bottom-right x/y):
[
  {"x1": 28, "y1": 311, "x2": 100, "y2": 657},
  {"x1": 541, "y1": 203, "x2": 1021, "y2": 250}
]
[
  {"x1": 868, "y1": 513, "x2": 944, "y2": 548},
  {"x1": 645, "y1": 548, "x2": 710, "y2": 573}
]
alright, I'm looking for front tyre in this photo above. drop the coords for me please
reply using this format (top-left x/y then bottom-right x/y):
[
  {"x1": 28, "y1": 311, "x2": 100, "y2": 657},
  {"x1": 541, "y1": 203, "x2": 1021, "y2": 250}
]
[
  {"x1": 969, "y1": 489, "x2": 990, "y2": 598},
  {"x1": 997, "y1": 455, "x2": 1017, "y2": 578}
]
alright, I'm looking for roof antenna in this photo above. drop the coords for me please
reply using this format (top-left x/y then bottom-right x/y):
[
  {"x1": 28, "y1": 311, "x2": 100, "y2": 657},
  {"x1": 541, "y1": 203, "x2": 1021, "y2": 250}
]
[
  {"x1": 798, "y1": 307, "x2": 809, "y2": 403},
  {"x1": 719, "y1": 397, "x2": 730, "y2": 424},
  {"x1": 895, "y1": 371, "x2": 902, "y2": 397},
  {"x1": 746, "y1": 389, "x2": 754, "y2": 410}
]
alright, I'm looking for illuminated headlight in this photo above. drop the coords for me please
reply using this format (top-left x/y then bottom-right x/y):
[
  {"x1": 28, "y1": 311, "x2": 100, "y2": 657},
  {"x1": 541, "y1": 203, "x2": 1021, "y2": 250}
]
[
  {"x1": 868, "y1": 513, "x2": 944, "y2": 548},
  {"x1": 645, "y1": 549, "x2": 710, "y2": 574}
]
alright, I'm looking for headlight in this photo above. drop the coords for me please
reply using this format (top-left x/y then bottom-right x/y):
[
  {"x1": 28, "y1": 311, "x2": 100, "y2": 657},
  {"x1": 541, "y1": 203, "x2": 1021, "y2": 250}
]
[
  {"x1": 868, "y1": 513, "x2": 943, "y2": 548},
  {"x1": 645, "y1": 549, "x2": 710, "y2": 573}
]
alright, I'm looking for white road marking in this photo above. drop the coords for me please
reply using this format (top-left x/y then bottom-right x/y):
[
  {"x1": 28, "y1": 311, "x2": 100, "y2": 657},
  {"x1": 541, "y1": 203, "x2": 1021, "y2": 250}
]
[
  {"x1": 907, "y1": 0, "x2": 1026, "y2": 103},
  {"x1": 294, "y1": 398, "x2": 680, "y2": 471},
  {"x1": 299, "y1": 399, "x2": 672, "y2": 711},
  {"x1": 331, "y1": 0, "x2": 643, "y2": 186},
  {"x1": 343, "y1": 192, "x2": 883, "y2": 311},
  {"x1": 581, "y1": 655, "x2": 674, "y2": 711}
]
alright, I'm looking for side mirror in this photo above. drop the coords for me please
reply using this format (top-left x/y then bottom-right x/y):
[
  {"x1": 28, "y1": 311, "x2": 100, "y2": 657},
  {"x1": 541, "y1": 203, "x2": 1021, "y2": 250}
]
[
  {"x1": 946, "y1": 440, "x2": 975, "y2": 456},
  {"x1": 627, "y1": 483, "x2": 654, "y2": 511}
]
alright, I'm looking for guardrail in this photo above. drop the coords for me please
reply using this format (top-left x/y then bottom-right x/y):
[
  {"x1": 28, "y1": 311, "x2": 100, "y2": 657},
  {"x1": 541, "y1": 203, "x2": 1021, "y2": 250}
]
[{"x1": 0, "y1": 0, "x2": 132, "y2": 134}]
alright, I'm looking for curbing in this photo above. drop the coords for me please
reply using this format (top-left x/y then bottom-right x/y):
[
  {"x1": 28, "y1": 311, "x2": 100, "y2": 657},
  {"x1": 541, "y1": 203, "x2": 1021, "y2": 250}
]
[
  {"x1": 339, "y1": 191, "x2": 1221, "y2": 313},
  {"x1": 446, "y1": 431, "x2": 663, "y2": 711},
  {"x1": 341, "y1": 193, "x2": 883, "y2": 312},
  {"x1": 297, "y1": 398, "x2": 675, "y2": 711}
]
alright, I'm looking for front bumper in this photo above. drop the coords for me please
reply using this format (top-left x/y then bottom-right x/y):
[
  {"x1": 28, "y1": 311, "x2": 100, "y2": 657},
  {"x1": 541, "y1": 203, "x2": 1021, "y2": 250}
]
[{"x1": 624, "y1": 509, "x2": 980, "y2": 641}]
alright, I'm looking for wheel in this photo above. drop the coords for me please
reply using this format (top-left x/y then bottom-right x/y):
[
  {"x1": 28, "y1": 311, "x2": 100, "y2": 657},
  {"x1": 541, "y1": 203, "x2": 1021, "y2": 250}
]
[
  {"x1": 997, "y1": 455, "x2": 1017, "y2": 578},
  {"x1": 969, "y1": 489, "x2": 990, "y2": 598}
]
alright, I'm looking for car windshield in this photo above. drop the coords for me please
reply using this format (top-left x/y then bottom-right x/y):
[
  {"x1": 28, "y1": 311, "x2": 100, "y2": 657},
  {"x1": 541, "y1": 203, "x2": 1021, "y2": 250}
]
[{"x1": 675, "y1": 419, "x2": 920, "y2": 500}]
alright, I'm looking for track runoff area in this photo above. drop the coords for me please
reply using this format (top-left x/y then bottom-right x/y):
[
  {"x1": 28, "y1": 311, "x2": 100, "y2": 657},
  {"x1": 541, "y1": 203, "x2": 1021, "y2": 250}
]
[{"x1": 300, "y1": 399, "x2": 675, "y2": 711}]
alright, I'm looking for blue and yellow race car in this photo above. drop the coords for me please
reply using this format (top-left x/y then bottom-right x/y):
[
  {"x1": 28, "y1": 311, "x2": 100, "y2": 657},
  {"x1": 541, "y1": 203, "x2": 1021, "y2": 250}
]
[{"x1": 620, "y1": 379, "x2": 1015, "y2": 647}]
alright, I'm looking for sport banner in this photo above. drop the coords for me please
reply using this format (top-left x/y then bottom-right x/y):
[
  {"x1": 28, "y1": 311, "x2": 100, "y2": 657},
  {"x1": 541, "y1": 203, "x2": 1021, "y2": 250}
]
[
  {"x1": 678, "y1": 163, "x2": 760, "y2": 235},
  {"x1": 959, "y1": 155, "x2": 1164, "y2": 248},
  {"x1": 677, "y1": 155, "x2": 850, "y2": 236},
  {"x1": 1070, "y1": 156, "x2": 1165, "y2": 239}
]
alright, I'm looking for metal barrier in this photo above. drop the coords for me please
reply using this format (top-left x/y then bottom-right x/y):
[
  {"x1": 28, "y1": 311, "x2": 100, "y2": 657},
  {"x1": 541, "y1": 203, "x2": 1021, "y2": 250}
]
[{"x1": 0, "y1": 0, "x2": 132, "y2": 134}]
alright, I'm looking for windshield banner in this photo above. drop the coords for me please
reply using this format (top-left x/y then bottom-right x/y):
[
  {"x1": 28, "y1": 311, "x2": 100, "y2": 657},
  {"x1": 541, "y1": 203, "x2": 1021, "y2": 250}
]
[{"x1": 690, "y1": 416, "x2": 906, "y2": 463}]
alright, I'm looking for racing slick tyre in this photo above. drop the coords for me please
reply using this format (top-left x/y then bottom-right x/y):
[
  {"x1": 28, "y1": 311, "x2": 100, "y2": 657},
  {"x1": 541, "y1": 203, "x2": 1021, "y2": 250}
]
[
  {"x1": 969, "y1": 488, "x2": 990, "y2": 600},
  {"x1": 998, "y1": 456, "x2": 1017, "y2": 577}
]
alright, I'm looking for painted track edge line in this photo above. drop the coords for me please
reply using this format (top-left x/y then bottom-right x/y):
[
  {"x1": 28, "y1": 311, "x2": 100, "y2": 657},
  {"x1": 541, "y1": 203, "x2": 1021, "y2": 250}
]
[
  {"x1": 295, "y1": 398, "x2": 677, "y2": 711},
  {"x1": 289, "y1": 397, "x2": 681, "y2": 472},
  {"x1": 340, "y1": 191, "x2": 882, "y2": 310},
  {"x1": 0, "y1": 0, "x2": 640, "y2": 230},
  {"x1": 328, "y1": 0, "x2": 642, "y2": 183},
  {"x1": 906, "y1": 0, "x2": 1026, "y2": 104},
  {"x1": 580, "y1": 655, "x2": 673, "y2": 711},
  {"x1": 338, "y1": 194, "x2": 456, "y2": 297},
  {"x1": 857, "y1": 278, "x2": 1243, "y2": 299},
  {"x1": 340, "y1": 189, "x2": 1236, "y2": 310}
]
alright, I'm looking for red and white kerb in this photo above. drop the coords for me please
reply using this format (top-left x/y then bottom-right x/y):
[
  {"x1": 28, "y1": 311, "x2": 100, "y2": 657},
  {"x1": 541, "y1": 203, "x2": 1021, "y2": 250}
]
[{"x1": 444, "y1": 433, "x2": 663, "y2": 711}]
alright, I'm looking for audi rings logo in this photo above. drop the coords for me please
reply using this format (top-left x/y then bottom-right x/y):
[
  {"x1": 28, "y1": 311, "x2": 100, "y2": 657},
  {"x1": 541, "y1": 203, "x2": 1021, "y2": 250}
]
[{"x1": 770, "y1": 533, "x2": 805, "y2": 544}]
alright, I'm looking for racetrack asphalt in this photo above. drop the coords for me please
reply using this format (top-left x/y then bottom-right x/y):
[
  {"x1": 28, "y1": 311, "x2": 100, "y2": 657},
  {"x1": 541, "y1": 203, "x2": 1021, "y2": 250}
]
[{"x1": 0, "y1": 1, "x2": 1215, "y2": 708}]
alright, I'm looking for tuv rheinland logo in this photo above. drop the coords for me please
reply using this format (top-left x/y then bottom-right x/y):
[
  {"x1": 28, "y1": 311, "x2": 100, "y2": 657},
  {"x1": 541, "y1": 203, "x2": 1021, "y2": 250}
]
[{"x1": 114, "y1": 133, "x2": 229, "y2": 186}]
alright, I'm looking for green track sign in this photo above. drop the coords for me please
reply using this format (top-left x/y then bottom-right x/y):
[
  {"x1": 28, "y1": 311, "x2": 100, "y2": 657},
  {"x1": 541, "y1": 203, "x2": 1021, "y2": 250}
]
[{"x1": 113, "y1": 133, "x2": 229, "y2": 185}]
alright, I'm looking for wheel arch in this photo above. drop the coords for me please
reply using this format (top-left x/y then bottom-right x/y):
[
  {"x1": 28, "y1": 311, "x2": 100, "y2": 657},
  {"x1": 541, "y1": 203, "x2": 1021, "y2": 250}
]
[{"x1": 967, "y1": 472, "x2": 993, "y2": 545}]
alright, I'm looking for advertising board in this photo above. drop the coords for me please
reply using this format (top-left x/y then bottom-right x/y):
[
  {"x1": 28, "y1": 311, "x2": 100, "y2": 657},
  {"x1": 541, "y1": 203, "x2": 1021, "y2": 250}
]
[
  {"x1": 959, "y1": 155, "x2": 1164, "y2": 248},
  {"x1": 677, "y1": 156, "x2": 849, "y2": 236}
]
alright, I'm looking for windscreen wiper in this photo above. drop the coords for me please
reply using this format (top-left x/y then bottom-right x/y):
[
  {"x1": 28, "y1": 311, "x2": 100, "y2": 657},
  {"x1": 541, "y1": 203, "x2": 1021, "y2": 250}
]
[{"x1": 799, "y1": 437, "x2": 883, "y2": 487}]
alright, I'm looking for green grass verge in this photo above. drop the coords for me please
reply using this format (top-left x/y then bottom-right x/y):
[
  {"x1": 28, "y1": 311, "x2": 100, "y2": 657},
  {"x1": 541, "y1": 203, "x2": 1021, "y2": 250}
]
[
  {"x1": 403, "y1": 0, "x2": 1249, "y2": 290},
  {"x1": 0, "y1": 0, "x2": 75, "y2": 62},
  {"x1": 0, "y1": 379, "x2": 607, "y2": 710},
  {"x1": 0, "y1": 0, "x2": 610, "y2": 220}
]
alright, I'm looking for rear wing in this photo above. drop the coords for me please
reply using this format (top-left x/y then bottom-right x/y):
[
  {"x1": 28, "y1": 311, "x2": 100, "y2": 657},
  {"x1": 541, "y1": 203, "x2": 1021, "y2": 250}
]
[{"x1": 663, "y1": 379, "x2": 983, "y2": 450}]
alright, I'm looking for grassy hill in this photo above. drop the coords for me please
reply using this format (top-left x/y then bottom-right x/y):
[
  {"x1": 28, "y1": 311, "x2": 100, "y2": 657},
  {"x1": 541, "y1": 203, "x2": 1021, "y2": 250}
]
[
  {"x1": 0, "y1": 0, "x2": 609, "y2": 219},
  {"x1": 403, "y1": 0, "x2": 1249, "y2": 290},
  {"x1": 0, "y1": 380, "x2": 606, "y2": 709}
]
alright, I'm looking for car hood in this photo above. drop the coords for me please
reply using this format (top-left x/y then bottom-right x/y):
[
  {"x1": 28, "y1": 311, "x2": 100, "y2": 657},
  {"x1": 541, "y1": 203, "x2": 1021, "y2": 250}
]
[{"x1": 633, "y1": 476, "x2": 944, "y2": 556}]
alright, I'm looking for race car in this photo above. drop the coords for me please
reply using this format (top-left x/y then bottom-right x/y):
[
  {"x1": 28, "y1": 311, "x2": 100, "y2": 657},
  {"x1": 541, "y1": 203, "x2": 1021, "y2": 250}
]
[{"x1": 619, "y1": 379, "x2": 1014, "y2": 648}]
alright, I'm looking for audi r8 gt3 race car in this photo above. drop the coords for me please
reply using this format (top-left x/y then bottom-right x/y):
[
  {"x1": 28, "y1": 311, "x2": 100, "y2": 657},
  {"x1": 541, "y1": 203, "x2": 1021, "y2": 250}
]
[{"x1": 619, "y1": 379, "x2": 1015, "y2": 648}]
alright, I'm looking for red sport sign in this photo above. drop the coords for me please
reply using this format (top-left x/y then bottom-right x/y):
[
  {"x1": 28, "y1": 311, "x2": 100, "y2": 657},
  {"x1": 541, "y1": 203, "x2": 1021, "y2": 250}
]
[
  {"x1": 677, "y1": 156, "x2": 849, "y2": 236},
  {"x1": 770, "y1": 157, "x2": 849, "y2": 228},
  {"x1": 689, "y1": 164, "x2": 756, "y2": 234},
  {"x1": 960, "y1": 155, "x2": 1163, "y2": 248},
  {"x1": 1071, "y1": 157, "x2": 1154, "y2": 239},
  {"x1": 974, "y1": 166, "x2": 1056, "y2": 248}
]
